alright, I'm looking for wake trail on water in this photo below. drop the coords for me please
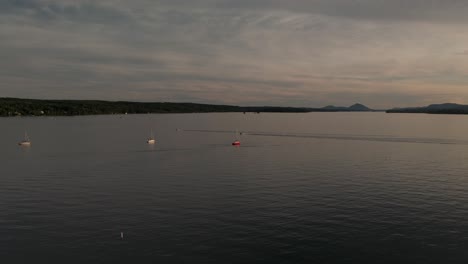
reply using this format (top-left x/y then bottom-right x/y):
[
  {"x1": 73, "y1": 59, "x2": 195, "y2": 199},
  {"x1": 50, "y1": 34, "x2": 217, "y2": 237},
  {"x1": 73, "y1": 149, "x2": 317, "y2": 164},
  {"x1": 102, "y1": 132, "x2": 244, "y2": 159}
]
[{"x1": 182, "y1": 129, "x2": 468, "y2": 146}]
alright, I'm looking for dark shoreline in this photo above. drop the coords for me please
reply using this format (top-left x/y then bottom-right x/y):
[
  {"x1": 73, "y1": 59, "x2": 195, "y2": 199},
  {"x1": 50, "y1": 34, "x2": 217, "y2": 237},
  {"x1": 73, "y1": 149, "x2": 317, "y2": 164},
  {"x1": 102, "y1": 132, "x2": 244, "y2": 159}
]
[
  {"x1": 386, "y1": 103, "x2": 468, "y2": 115},
  {"x1": 0, "y1": 98, "x2": 376, "y2": 117},
  {"x1": 5, "y1": 98, "x2": 468, "y2": 117}
]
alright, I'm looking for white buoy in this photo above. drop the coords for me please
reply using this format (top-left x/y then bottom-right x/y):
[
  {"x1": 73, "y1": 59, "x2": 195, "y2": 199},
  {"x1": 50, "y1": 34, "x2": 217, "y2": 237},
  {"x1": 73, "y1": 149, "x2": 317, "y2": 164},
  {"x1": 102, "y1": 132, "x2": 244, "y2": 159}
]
[{"x1": 121, "y1": 232, "x2": 124, "y2": 239}]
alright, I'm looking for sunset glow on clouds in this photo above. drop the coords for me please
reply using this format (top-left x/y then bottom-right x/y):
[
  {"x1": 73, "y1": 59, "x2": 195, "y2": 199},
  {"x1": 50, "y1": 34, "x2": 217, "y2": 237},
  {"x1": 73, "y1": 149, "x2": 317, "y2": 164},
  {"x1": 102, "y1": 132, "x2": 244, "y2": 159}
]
[{"x1": 2, "y1": 0, "x2": 468, "y2": 108}]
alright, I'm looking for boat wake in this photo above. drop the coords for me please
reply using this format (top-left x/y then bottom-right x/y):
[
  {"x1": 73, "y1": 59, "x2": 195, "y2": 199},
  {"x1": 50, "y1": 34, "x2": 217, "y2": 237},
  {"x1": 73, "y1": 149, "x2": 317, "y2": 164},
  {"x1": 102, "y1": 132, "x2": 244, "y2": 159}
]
[{"x1": 182, "y1": 129, "x2": 468, "y2": 146}]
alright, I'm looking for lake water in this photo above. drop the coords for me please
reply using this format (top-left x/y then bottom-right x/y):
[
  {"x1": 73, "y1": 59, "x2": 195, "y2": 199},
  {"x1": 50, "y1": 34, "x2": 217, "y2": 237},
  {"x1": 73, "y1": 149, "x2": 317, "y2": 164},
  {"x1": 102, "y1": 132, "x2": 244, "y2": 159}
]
[{"x1": 2, "y1": 112, "x2": 468, "y2": 263}]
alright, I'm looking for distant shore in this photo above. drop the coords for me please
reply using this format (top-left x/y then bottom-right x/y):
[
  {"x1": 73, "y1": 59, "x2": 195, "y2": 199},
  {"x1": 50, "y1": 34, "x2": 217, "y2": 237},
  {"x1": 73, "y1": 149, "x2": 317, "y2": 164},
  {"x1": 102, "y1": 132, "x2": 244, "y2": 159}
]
[
  {"x1": 0, "y1": 98, "x2": 378, "y2": 117},
  {"x1": 4, "y1": 98, "x2": 467, "y2": 117},
  {"x1": 386, "y1": 103, "x2": 468, "y2": 115}
]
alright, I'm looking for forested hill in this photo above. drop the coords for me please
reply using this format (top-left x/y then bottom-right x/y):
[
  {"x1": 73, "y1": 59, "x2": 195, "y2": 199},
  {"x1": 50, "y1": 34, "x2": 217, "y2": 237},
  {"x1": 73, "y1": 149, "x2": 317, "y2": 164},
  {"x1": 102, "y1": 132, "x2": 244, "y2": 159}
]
[
  {"x1": 386, "y1": 103, "x2": 468, "y2": 114},
  {"x1": 0, "y1": 98, "x2": 312, "y2": 116}
]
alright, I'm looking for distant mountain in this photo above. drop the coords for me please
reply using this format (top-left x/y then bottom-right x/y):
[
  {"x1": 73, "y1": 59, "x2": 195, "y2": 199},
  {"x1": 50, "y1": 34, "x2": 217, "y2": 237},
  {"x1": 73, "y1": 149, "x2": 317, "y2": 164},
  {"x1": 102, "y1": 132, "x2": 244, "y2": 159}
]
[
  {"x1": 320, "y1": 103, "x2": 372, "y2": 112},
  {"x1": 427, "y1": 103, "x2": 465, "y2": 111},
  {"x1": 348, "y1": 103, "x2": 371, "y2": 111},
  {"x1": 387, "y1": 103, "x2": 468, "y2": 114}
]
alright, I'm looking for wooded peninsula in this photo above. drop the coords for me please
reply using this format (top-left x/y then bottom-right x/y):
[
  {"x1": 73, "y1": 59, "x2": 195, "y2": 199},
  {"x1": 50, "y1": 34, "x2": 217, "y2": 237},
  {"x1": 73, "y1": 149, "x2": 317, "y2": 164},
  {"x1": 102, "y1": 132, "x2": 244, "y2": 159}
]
[{"x1": 0, "y1": 98, "x2": 316, "y2": 116}]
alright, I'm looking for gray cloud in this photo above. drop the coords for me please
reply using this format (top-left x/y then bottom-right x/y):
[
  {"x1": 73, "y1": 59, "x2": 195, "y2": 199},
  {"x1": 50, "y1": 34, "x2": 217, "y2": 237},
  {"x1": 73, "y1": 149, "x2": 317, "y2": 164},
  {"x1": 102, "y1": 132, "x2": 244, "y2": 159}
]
[
  {"x1": 1, "y1": 0, "x2": 468, "y2": 107},
  {"x1": 143, "y1": 0, "x2": 468, "y2": 23},
  {"x1": 226, "y1": 0, "x2": 468, "y2": 23}
]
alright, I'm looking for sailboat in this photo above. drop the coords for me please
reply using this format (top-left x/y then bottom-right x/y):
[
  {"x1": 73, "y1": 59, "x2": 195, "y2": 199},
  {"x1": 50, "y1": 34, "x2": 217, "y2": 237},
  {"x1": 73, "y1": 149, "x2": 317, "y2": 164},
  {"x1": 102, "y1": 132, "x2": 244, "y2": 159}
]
[
  {"x1": 147, "y1": 129, "x2": 156, "y2": 144},
  {"x1": 232, "y1": 129, "x2": 241, "y2": 146},
  {"x1": 18, "y1": 131, "x2": 31, "y2": 146}
]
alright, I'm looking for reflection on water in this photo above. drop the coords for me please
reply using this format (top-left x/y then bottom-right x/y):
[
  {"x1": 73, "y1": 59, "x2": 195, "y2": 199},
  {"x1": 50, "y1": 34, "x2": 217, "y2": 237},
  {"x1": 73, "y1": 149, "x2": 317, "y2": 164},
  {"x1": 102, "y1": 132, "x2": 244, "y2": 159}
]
[{"x1": 2, "y1": 113, "x2": 468, "y2": 263}]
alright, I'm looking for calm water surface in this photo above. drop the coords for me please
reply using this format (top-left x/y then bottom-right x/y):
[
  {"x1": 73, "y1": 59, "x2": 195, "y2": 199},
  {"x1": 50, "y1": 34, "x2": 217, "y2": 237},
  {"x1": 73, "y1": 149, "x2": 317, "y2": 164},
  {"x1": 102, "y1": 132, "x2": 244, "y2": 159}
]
[{"x1": 2, "y1": 112, "x2": 468, "y2": 263}]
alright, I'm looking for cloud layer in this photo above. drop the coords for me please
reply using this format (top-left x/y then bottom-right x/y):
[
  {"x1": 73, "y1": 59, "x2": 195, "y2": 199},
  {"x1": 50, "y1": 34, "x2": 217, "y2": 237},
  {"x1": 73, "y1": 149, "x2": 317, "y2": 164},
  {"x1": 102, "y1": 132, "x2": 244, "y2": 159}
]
[{"x1": 1, "y1": 0, "x2": 468, "y2": 107}]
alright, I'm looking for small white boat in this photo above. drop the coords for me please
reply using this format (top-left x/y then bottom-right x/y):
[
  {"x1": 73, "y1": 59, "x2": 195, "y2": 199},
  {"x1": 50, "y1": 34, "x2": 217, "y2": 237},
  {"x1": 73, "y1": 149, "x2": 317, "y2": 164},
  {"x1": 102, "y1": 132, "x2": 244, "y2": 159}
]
[
  {"x1": 147, "y1": 129, "x2": 156, "y2": 144},
  {"x1": 18, "y1": 131, "x2": 31, "y2": 146}
]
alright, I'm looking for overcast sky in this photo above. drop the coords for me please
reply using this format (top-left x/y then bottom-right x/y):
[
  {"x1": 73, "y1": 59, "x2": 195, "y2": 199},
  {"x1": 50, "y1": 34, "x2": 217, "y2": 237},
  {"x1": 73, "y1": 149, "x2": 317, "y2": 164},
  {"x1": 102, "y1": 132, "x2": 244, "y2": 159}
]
[{"x1": 1, "y1": 0, "x2": 468, "y2": 108}]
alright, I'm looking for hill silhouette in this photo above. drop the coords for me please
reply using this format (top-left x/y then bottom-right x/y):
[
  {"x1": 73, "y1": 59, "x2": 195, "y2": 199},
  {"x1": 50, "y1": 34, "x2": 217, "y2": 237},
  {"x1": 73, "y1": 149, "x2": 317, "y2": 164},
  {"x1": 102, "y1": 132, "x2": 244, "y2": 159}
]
[
  {"x1": 320, "y1": 103, "x2": 372, "y2": 112},
  {"x1": 387, "y1": 103, "x2": 468, "y2": 114}
]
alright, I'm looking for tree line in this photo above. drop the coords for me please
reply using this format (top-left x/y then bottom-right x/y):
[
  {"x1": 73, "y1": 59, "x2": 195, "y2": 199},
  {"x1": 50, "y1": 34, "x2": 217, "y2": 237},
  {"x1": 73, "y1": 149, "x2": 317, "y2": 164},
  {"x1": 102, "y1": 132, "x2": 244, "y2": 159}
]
[{"x1": 0, "y1": 98, "x2": 311, "y2": 116}]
